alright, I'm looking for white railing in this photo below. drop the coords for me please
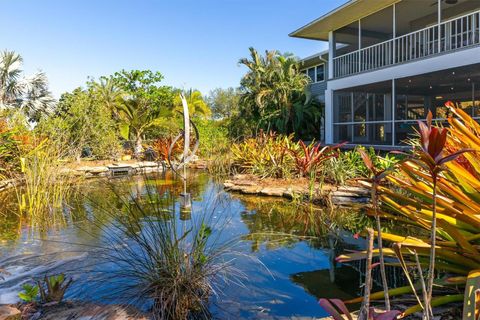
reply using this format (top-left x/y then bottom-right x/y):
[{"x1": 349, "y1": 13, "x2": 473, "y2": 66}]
[{"x1": 333, "y1": 10, "x2": 480, "y2": 78}]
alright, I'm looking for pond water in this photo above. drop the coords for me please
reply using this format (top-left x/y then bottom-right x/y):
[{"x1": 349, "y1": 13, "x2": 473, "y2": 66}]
[{"x1": 0, "y1": 171, "x2": 371, "y2": 319}]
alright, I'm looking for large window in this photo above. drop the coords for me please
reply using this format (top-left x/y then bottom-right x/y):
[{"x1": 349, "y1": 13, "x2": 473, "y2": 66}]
[
  {"x1": 333, "y1": 81, "x2": 392, "y2": 145},
  {"x1": 302, "y1": 64, "x2": 325, "y2": 83}
]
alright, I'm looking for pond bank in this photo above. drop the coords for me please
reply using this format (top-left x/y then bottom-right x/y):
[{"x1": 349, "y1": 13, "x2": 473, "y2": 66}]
[
  {"x1": 0, "y1": 301, "x2": 148, "y2": 320},
  {"x1": 223, "y1": 174, "x2": 370, "y2": 206}
]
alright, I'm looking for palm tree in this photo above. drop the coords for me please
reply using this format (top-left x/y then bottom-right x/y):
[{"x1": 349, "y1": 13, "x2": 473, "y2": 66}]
[
  {"x1": 239, "y1": 47, "x2": 309, "y2": 134},
  {"x1": 173, "y1": 89, "x2": 211, "y2": 118},
  {"x1": 0, "y1": 50, "x2": 55, "y2": 121},
  {"x1": 114, "y1": 95, "x2": 169, "y2": 158},
  {"x1": 93, "y1": 78, "x2": 124, "y2": 110}
]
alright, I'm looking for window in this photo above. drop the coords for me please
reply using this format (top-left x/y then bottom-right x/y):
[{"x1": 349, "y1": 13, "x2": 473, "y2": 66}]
[
  {"x1": 316, "y1": 64, "x2": 325, "y2": 82},
  {"x1": 307, "y1": 67, "x2": 315, "y2": 82},
  {"x1": 302, "y1": 64, "x2": 326, "y2": 83}
]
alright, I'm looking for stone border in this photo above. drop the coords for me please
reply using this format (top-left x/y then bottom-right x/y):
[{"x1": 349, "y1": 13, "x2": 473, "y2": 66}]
[{"x1": 223, "y1": 174, "x2": 370, "y2": 205}]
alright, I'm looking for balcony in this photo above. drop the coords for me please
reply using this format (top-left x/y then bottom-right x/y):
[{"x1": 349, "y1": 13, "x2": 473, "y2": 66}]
[{"x1": 333, "y1": 9, "x2": 480, "y2": 78}]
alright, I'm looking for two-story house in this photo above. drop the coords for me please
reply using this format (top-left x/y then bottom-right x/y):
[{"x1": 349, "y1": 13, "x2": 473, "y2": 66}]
[{"x1": 291, "y1": 0, "x2": 480, "y2": 147}]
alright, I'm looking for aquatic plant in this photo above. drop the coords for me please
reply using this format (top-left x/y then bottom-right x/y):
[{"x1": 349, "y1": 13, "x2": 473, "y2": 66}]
[
  {"x1": 37, "y1": 274, "x2": 72, "y2": 304},
  {"x1": 18, "y1": 283, "x2": 39, "y2": 303},
  {"x1": 15, "y1": 138, "x2": 78, "y2": 229},
  {"x1": 82, "y1": 175, "x2": 249, "y2": 320}
]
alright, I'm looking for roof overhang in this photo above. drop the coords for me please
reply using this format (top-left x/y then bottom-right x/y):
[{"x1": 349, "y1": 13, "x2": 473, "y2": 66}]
[{"x1": 289, "y1": 0, "x2": 399, "y2": 41}]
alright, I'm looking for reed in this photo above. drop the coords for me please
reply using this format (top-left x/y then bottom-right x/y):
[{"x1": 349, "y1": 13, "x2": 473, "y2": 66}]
[
  {"x1": 15, "y1": 139, "x2": 78, "y2": 230},
  {"x1": 80, "y1": 175, "x2": 250, "y2": 320}
]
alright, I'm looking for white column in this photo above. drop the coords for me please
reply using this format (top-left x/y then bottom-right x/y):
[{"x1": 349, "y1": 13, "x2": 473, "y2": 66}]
[
  {"x1": 325, "y1": 89, "x2": 333, "y2": 144},
  {"x1": 438, "y1": 0, "x2": 442, "y2": 53},
  {"x1": 328, "y1": 31, "x2": 335, "y2": 80},
  {"x1": 393, "y1": 3, "x2": 396, "y2": 64},
  {"x1": 391, "y1": 79, "x2": 396, "y2": 146},
  {"x1": 358, "y1": 19, "x2": 362, "y2": 72}
]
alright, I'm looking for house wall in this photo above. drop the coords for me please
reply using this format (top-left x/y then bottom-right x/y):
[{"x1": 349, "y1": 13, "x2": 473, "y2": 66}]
[{"x1": 323, "y1": 45, "x2": 480, "y2": 145}]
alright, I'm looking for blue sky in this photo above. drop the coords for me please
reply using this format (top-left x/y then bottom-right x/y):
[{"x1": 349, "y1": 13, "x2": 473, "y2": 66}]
[{"x1": 1, "y1": 0, "x2": 346, "y2": 98}]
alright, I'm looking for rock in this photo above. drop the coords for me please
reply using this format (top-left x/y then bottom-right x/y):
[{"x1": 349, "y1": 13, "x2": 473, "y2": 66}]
[
  {"x1": 87, "y1": 166, "x2": 109, "y2": 174},
  {"x1": 137, "y1": 161, "x2": 159, "y2": 168},
  {"x1": 260, "y1": 187, "x2": 287, "y2": 197},
  {"x1": 239, "y1": 186, "x2": 263, "y2": 194},
  {"x1": 0, "y1": 305, "x2": 20, "y2": 320},
  {"x1": 36, "y1": 302, "x2": 148, "y2": 320}
]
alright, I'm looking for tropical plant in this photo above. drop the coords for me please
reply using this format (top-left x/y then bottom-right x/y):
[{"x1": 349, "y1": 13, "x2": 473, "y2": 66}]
[
  {"x1": 174, "y1": 89, "x2": 211, "y2": 119},
  {"x1": 37, "y1": 274, "x2": 72, "y2": 303},
  {"x1": 231, "y1": 131, "x2": 297, "y2": 178},
  {"x1": 0, "y1": 50, "x2": 55, "y2": 122},
  {"x1": 238, "y1": 47, "x2": 318, "y2": 137},
  {"x1": 358, "y1": 149, "x2": 392, "y2": 311},
  {"x1": 18, "y1": 283, "x2": 39, "y2": 303},
  {"x1": 108, "y1": 70, "x2": 175, "y2": 157},
  {"x1": 289, "y1": 140, "x2": 340, "y2": 177},
  {"x1": 338, "y1": 103, "x2": 480, "y2": 317},
  {"x1": 37, "y1": 86, "x2": 121, "y2": 160},
  {"x1": 152, "y1": 137, "x2": 181, "y2": 162}
]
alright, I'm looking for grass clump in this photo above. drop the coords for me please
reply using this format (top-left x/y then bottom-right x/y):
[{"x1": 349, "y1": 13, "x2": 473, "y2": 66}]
[{"x1": 83, "y1": 176, "x2": 248, "y2": 320}]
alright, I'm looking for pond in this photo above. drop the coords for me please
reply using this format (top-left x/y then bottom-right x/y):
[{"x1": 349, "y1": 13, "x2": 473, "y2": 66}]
[{"x1": 0, "y1": 171, "x2": 373, "y2": 319}]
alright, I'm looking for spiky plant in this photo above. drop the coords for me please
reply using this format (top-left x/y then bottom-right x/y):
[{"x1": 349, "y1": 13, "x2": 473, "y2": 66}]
[{"x1": 81, "y1": 175, "x2": 249, "y2": 320}]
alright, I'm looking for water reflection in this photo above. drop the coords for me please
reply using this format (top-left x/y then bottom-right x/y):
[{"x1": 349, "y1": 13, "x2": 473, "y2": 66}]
[{"x1": 0, "y1": 171, "x2": 370, "y2": 318}]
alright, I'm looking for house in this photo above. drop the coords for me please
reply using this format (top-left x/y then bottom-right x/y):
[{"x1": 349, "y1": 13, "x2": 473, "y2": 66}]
[{"x1": 291, "y1": 0, "x2": 480, "y2": 147}]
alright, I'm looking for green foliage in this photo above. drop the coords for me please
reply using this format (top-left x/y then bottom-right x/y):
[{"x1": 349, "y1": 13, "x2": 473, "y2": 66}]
[
  {"x1": 207, "y1": 87, "x2": 240, "y2": 120},
  {"x1": 106, "y1": 69, "x2": 175, "y2": 156},
  {"x1": 0, "y1": 118, "x2": 22, "y2": 176},
  {"x1": 16, "y1": 139, "x2": 76, "y2": 229},
  {"x1": 321, "y1": 147, "x2": 397, "y2": 185},
  {"x1": 0, "y1": 50, "x2": 55, "y2": 122},
  {"x1": 174, "y1": 89, "x2": 211, "y2": 119},
  {"x1": 37, "y1": 273, "x2": 72, "y2": 303},
  {"x1": 237, "y1": 47, "x2": 321, "y2": 139},
  {"x1": 195, "y1": 119, "x2": 229, "y2": 158},
  {"x1": 36, "y1": 87, "x2": 121, "y2": 160},
  {"x1": 231, "y1": 132, "x2": 297, "y2": 179},
  {"x1": 18, "y1": 283, "x2": 39, "y2": 302},
  {"x1": 87, "y1": 177, "x2": 245, "y2": 319}
]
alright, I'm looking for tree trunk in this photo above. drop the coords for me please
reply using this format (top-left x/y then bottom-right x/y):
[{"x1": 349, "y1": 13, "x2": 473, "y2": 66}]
[{"x1": 134, "y1": 134, "x2": 143, "y2": 159}]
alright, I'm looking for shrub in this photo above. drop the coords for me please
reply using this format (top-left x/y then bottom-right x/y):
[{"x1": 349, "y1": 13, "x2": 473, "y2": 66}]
[
  {"x1": 83, "y1": 177, "x2": 247, "y2": 319},
  {"x1": 231, "y1": 131, "x2": 297, "y2": 178}
]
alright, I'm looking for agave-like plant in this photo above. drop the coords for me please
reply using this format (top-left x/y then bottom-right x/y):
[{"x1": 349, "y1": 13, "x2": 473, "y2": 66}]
[
  {"x1": 337, "y1": 103, "x2": 479, "y2": 317},
  {"x1": 397, "y1": 108, "x2": 472, "y2": 318}
]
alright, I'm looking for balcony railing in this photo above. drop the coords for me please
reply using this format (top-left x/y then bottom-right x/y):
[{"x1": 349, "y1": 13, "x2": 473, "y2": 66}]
[{"x1": 333, "y1": 9, "x2": 480, "y2": 78}]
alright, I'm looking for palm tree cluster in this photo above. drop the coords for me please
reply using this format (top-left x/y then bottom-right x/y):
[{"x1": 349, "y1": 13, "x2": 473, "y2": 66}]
[
  {"x1": 238, "y1": 47, "x2": 321, "y2": 138},
  {"x1": 0, "y1": 50, "x2": 55, "y2": 122}
]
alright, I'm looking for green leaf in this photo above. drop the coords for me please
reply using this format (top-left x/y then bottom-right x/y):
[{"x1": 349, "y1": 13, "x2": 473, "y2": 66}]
[{"x1": 119, "y1": 123, "x2": 130, "y2": 140}]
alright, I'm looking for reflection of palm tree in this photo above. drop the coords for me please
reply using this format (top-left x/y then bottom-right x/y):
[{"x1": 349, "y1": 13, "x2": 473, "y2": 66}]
[{"x1": 0, "y1": 50, "x2": 55, "y2": 121}]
